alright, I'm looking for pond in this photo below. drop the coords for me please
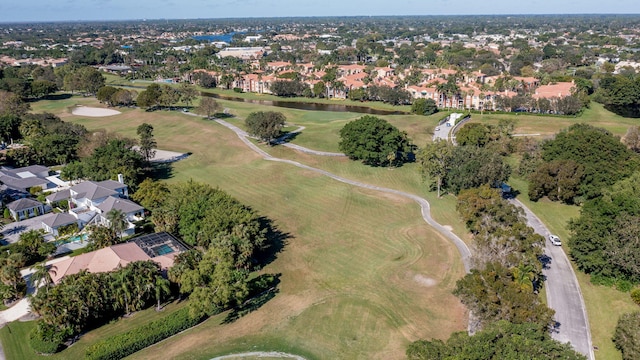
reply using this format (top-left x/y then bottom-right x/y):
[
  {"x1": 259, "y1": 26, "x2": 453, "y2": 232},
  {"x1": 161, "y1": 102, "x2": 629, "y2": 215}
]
[{"x1": 200, "y1": 92, "x2": 408, "y2": 115}]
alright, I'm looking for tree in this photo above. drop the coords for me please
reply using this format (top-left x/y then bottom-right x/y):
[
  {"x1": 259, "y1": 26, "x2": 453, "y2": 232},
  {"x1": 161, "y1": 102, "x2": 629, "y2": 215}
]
[
  {"x1": 106, "y1": 209, "x2": 127, "y2": 240},
  {"x1": 407, "y1": 321, "x2": 585, "y2": 360},
  {"x1": 179, "y1": 83, "x2": 198, "y2": 106},
  {"x1": 136, "y1": 83, "x2": 162, "y2": 110},
  {"x1": 196, "y1": 97, "x2": 221, "y2": 119},
  {"x1": 154, "y1": 275, "x2": 171, "y2": 311},
  {"x1": 444, "y1": 145, "x2": 511, "y2": 194},
  {"x1": 30, "y1": 262, "x2": 53, "y2": 290},
  {"x1": 132, "y1": 178, "x2": 169, "y2": 211},
  {"x1": 339, "y1": 115, "x2": 412, "y2": 167},
  {"x1": 96, "y1": 86, "x2": 119, "y2": 106},
  {"x1": 622, "y1": 126, "x2": 640, "y2": 153},
  {"x1": 62, "y1": 138, "x2": 144, "y2": 187},
  {"x1": 456, "y1": 123, "x2": 490, "y2": 147},
  {"x1": 137, "y1": 123, "x2": 157, "y2": 164},
  {"x1": 313, "y1": 81, "x2": 326, "y2": 98},
  {"x1": 78, "y1": 67, "x2": 105, "y2": 95},
  {"x1": 30, "y1": 80, "x2": 57, "y2": 99},
  {"x1": 569, "y1": 171, "x2": 640, "y2": 283},
  {"x1": 528, "y1": 159, "x2": 584, "y2": 203},
  {"x1": 87, "y1": 224, "x2": 118, "y2": 250},
  {"x1": 245, "y1": 111, "x2": 286, "y2": 143},
  {"x1": 270, "y1": 80, "x2": 307, "y2": 97},
  {"x1": 454, "y1": 262, "x2": 554, "y2": 329},
  {"x1": 418, "y1": 139, "x2": 453, "y2": 197},
  {"x1": 536, "y1": 123, "x2": 638, "y2": 201},
  {"x1": 614, "y1": 312, "x2": 640, "y2": 360},
  {"x1": 411, "y1": 98, "x2": 438, "y2": 115}
]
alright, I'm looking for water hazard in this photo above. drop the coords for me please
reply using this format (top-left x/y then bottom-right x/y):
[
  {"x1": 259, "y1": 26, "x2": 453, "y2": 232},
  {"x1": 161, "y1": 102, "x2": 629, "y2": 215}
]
[{"x1": 200, "y1": 92, "x2": 408, "y2": 115}]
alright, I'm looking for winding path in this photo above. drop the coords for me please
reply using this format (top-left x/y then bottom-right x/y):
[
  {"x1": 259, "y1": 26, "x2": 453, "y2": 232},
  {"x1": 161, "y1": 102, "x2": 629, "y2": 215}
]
[
  {"x1": 213, "y1": 115, "x2": 591, "y2": 359},
  {"x1": 215, "y1": 119, "x2": 472, "y2": 271}
]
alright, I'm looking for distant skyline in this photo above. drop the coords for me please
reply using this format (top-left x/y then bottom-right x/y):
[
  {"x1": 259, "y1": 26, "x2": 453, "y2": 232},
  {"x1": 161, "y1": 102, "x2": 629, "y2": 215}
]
[{"x1": 2, "y1": 0, "x2": 640, "y2": 23}]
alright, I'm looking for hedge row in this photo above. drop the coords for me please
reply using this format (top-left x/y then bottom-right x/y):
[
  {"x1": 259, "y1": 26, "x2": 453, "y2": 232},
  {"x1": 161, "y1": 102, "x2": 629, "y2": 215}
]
[{"x1": 84, "y1": 308, "x2": 204, "y2": 360}]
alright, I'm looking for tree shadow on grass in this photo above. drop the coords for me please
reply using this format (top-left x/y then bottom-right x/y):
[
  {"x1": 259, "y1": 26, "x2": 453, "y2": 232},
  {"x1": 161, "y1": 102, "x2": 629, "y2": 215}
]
[
  {"x1": 148, "y1": 162, "x2": 175, "y2": 180},
  {"x1": 223, "y1": 273, "x2": 281, "y2": 324},
  {"x1": 254, "y1": 216, "x2": 291, "y2": 269}
]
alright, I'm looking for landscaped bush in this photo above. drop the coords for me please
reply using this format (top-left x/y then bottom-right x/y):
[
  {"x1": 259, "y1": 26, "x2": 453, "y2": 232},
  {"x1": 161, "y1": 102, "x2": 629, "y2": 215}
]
[
  {"x1": 29, "y1": 322, "x2": 65, "y2": 355},
  {"x1": 631, "y1": 288, "x2": 640, "y2": 306},
  {"x1": 84, "y1": 307, "x2": 205, "y2": 360}
]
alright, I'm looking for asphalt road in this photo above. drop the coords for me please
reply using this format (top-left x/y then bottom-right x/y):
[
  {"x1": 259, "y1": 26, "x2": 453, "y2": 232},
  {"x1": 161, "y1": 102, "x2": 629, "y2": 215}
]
[
  {"x1": 511, "y1": 199, "x2": 594, "y2": 360},
  {"x1": 214, "y1": 115, "x2": 592, "y2": 358}
]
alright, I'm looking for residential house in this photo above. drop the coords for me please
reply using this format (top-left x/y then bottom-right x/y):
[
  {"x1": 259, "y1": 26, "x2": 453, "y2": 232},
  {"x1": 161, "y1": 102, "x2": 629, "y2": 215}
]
[
  {"x1": 49, "y1": 232, "x2": 188, "y2": 284},
  {"x1": 6, "y1": 198, "x2": 46, "y2": 221},
  {"x1": 45, "y1": 178, "x2": 143, "y2": 237},
  {"x1": 0, "y1": 165, "x2": 56, "y2": 199},
  {"x1": 40, "y1": 213, "x2": 80, "y2": 237}
]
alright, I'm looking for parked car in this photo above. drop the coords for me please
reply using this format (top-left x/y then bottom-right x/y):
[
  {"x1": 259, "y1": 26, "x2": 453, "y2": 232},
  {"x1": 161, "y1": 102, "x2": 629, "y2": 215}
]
[
  {"x1": 435, "y1": 127, "x2": 441, "y2": 131},
  {"x1": 549, "y1": 234, "x2": 561, "y2": 246}
]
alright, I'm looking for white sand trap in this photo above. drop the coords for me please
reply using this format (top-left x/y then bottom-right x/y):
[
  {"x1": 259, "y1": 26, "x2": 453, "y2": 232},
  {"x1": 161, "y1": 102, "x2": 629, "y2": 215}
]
[
  {"x1": 72, "y1": 106, "x2": 121, "y2": 117},
  {"x1": 132, "y1": 147, "x2": 189, "y2": 163}
]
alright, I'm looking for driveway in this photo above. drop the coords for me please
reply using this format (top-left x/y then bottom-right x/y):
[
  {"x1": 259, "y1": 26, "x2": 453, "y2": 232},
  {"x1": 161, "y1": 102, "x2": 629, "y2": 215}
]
[
  {"x1": 1, "y1": 215, "x2": 50, "y2": 245},
  {"x1": 511, "y1": 199, "x2": 594, "y2": 360}
]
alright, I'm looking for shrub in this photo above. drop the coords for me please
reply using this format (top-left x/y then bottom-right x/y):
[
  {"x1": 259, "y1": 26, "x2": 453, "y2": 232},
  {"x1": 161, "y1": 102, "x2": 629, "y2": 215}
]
[
  {"x1": 85, "y1": 307, "x2": 205, "y2": 360},
  {"x1": 29, "y1": 322, "x2": 65, "y2": 355},
  {"x1": 3, "y1": 207, "x2": 10, "y2": 219},
  {"x1": 613, "y1": 312, "x2": 640, "y2": 360},
  {"x1": 233, "y1": 87, "x2": 243, "y2": 93},
  {"x1": 631, "y1": 288, "x2": 640, "y2": 306}
]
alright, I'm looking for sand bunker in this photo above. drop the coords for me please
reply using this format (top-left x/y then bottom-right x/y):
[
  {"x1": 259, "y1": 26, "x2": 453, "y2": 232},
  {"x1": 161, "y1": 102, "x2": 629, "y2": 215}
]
[{"x1": 72, "y1": 106, "x2": 121, "y2": 117}]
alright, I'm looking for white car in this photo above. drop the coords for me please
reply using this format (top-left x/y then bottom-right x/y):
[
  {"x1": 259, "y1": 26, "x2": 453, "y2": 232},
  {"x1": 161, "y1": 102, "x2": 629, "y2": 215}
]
[
  {"x1": 549, "y1": 235, "x2": 562, "y2": 246},
  {"x1": 435, "y1": 127, "x2": 441, "y2": 131}
]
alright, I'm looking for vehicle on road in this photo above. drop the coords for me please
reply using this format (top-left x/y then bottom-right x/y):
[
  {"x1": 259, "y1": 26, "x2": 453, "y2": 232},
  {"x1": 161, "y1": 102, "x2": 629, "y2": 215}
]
[
  {"x1": 435, "y1": 127, "x2": 441, "y2": 131},
  {"x1": 549, "y1": 234, "x2": 562, "y2": 246}
]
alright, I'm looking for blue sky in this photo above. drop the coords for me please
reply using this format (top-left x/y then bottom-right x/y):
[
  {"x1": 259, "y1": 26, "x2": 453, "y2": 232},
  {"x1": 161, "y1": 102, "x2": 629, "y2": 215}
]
[{"x1": 1, "y1": 0, "x2": 640, "y2": 22}]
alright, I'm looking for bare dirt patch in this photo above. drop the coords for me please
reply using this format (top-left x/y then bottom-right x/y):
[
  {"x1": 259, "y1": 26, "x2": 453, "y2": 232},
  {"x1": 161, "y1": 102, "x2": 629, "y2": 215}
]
[
  {"x1": 71, "y1": 105, "x2": 121, "y2": 117},
  {"x1": 413, "y1": 274, "x2": 438, "y2": 288}
]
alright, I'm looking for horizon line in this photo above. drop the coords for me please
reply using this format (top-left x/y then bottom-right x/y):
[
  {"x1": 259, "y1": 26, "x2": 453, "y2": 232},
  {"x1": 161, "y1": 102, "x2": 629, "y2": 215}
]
[{"x1": 2, "y1": 13, "x2": 640, "y2": 25}]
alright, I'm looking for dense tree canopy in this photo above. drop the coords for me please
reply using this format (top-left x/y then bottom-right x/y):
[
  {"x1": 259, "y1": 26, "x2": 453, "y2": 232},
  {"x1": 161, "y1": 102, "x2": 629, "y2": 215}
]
[
  {"x1": 407, "y1": 321, "x2": 585, "y2": 360},
  {"x1": 411, "y1": 98, "x2": 438, "y2": 115},
  {"x1": 61, "y1": 138, "x2": 144, "y2": 186},
  {"x1": 594, "y1": 74, "x2": 640, "y2": 117},
  {"x1": 244, "y1": 111, "x2": 286, "y2": 143},
  {"x1": 339, "y1": 115, "x2": 412, "y2": 166},
  {"x1": 569, "y1": 171, "x2": 640, "y2": 283},
  {"x1": 445, "y1": 145, "x2": 511, "y2": 194},
  {"x1": 531, "y1": 123, "x2": 638, "y2": 202}
]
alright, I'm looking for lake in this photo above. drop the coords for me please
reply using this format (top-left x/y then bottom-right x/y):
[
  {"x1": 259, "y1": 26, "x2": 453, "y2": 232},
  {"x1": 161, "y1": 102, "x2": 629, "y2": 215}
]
[{"x1": 200, "y1": 92, "x2": 408, "y2": 115}]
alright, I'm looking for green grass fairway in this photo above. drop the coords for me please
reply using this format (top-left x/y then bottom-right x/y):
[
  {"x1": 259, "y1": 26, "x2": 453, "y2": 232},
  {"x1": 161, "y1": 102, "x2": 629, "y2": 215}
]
[
  {"x1": 19, "y1": 96, "x2": 468, "y2": 359},
  {"x1": 19, "y1": 95, "x2": 633, "y2": 359},
  {"x1": 467, "y1": 102, "x2": 635, "y2": 138}
]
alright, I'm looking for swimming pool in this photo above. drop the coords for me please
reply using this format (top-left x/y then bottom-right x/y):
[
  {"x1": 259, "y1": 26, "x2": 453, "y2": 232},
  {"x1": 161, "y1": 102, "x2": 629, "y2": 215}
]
[
  {"x1": 154, "y1": 244, "x2": 175, "y2": 256},
  {"x1": 54, "y1": 233, "x2": 88, "y2": 246}
]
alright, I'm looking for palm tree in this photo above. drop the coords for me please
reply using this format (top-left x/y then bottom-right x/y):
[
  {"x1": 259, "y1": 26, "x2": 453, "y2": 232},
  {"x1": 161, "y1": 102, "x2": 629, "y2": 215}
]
[
  {"x1": 106, "y1": 209, "x2": 127, "y2": 240},
  {"x1": 512, "y1": 263, "x2": 536, "y2": 292},
  {"x1": 154, "y1": 276, "x2": 171, "y2": 311},
  {"x1": 30, "y1": 262, "x2": 53, "y2": 291},
  {"x1": 112, "y1": 269, "x2": 132, "y2": 314}
]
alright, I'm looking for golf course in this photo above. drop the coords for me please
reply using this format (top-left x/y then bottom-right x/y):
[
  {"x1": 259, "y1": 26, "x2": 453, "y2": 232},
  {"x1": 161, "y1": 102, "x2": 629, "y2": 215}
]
[{"x1": 1, "y1": 94, "x2": 635, "y2": 360}]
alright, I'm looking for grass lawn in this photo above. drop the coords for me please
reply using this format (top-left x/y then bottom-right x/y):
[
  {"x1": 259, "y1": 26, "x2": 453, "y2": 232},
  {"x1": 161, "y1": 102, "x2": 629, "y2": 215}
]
[
  {"x1": 0, "y1": 301, "x2": 188, "y2": 360},
  {"x1": 17, "y1": 95, "x2": 633, "y2": 359},
  {"x1": 467, "y1": 102, "x2": 634, "y2": 138},
  {"x1": 508, "y1": 176, "x2": 636, "y2": 360},
  {"x1": 17, "y1": 97, "x2": 468, "y2": 359}
]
